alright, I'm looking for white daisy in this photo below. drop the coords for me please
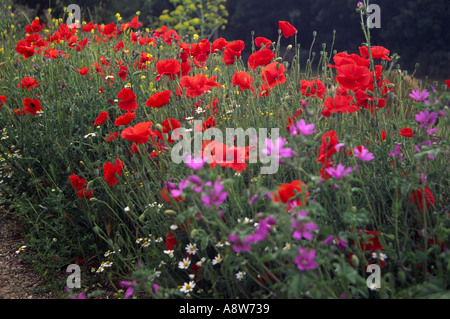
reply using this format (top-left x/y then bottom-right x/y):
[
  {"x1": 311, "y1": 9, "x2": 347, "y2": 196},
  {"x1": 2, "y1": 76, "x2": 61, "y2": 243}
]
[
  {"x1": 178, "y1": 257, "x2": 191, "y2": 269},
  {"x1": 212, "y1": 254, "x2": 222, "y2": 265},
  {"x1": 180, "y1": 281, "x2": 196, "y2": 294}
]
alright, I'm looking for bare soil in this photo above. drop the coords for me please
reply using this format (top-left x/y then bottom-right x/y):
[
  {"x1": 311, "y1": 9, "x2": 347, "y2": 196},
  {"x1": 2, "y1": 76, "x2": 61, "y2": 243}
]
[{"x1": 0, "y1": 211, "x2": 56, "y2": 299}]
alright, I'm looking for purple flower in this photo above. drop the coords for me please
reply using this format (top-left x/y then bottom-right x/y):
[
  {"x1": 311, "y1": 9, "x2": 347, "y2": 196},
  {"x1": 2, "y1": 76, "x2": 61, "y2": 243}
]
[
  {"x1": 201, "y1": 180, "x2": 228, "y2": 207},
  {"x1": 228, "y1": 233, "x2": 252, "y2": 253},
  {"x1": 262, "y1": 137, "x2": 296, "y2": 162},
  {"x1": 290, "y1": 119, "x2": 317, "y2": 136},
  {"x1": 120, "y1": 280, "x2": 137, "y2": 298},
  {"x1": 325, "y1": 163, "x2": 354, "y2": 179},
  {"x1": 188, "y1": 175, "x2": 203, "y2": 193},
  {"x1": 353, "y1": 146, "x2": 375, "y2": 162},
  {"x1": 291, "y1": 217, "x2": 318, "y2": 240},
  {"x1": 322, "y1": 235, "x2": 334, "y2": 245},
  {"x1": 415, "y1": 110, "x2": 437, "y2": 129},
  {"x1": 409, "y1": 89, "x2": 429, "y2": 102},
  {"x1": 153, "y1": 284, "x2": 159, "y2": 295},
  {"x1": 184, "y1": 153, "x2": 205, "y2": 170},
  {"x1": 248, "y1": 194, "x2": 259, "y2": 205},
  {"x1": 70, "y1": 292, "x2": 86, "y2": 299},
  {"x1": 388, "y1": 143, "x2": 403, "y2": 162},
  {"x1": 244, "y1": 216, "x2": 276, "y2": 245},
  {"x1": 295, "y1": 247, "x2": 318, "y2": 271}
]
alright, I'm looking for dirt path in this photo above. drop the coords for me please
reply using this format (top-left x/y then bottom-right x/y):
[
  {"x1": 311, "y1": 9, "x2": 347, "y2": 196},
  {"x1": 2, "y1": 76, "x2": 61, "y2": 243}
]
[{"x1": 0, "y1": 211, "x2": 55, "y2": 299}]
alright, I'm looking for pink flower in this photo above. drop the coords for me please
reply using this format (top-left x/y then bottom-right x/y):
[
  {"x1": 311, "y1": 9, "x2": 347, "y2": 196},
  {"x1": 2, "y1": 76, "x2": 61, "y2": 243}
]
[
  {"x1": 353, "y1": 145, "x2": 375, "y2": 161},
  {"x1": 295, "y1": 247, "x2": 318, "y2": 271}
]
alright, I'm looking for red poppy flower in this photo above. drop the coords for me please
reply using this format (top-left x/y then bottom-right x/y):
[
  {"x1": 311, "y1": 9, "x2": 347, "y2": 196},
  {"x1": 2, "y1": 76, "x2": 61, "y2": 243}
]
[
  {"x1": 255, "y1": 37, "x2": 272, "y2": 49},
  {"x1": 118, "y1": 65, "x2": 128, "y2": 82},
  {"x1": 76, "y1": 67, "x2": 89, "y2": 76},
  {"x1": 261, "y1": 62, "x2": 286, "y2": 87},
  {"x1": 446, "y1": 80, "x2": 450, "y2": 89},
  {"x1": 76, "y1": 188, "x2": 94, "y2": 199},
  {"x1": 232, "y1": 70, "x2": 255, "y2": 92},
  {"x1": 162, "y1": 118, "x2": 181, "y2": 143},
  {"x1": 410, "y1": 186, "x2": 435, "y2": 211},
  {"x1": 400, "y1": 128, "x2": 413, "y2": 137},
  {"x1": 201, "y1": 140, "x2": 250, "y2": 172},
  {"x1": 248, "y1": 48, "x2": 276, "y2": 70},
  {"x1": 115, "y1": 111, "x2": 135, "y2": 126},
  {"x1": 299, "y1": 79, "x2": 326, "y2": 99},
  {"x1": 0, "y1": 95, "x2": 6, "y2": 107},
  {"x1": 82, "y1": 22, "x2": 96, "y2": 32},
  {"x1": 194, "y1": 116, "x2": 216, "y2": 133},
  {"x1": 15, "y1": 40, "x2": 35, "y2": 59},
  {"x1": 18, "y1": 77, "x2": 38, "y2": 90},
  {"x1": 358, "y1": 230, "x2": 384, "y2": 251},
  {"x1": 336, "y1": 63, "x2": 372, "y2": 91},
  {"x1": 103, "y1": 158, "x2": 124, "y2": 186},
  {"x1": 25, "y1": 19, "x2": 45, "y2": 34},
  {"x1": 272, "y1": 180, "x2": 309, "y2": 206},
  {"x1": 179, "y1": 74, "x2": 221, "y2": 98},
  {"x1": 117, "y1": 87, "x2": 138, "y2": 111},
  {"x1": 211, "y1": 37, "x2": 228, "y2": 52},
  {"x1": 328, "y1": 52, "x2": 370, "y2": 69},
  {"x1": 359, "y1": 45, "x2": 391, "y2": 61},
  {"x1": 93, "y1": 111, "x2": 108, "y2": 125},
  {"x1": 222, "y1": 40, "x2": 245, "y2": 65},
  {"x1": 155, "y1": 59, "x2": 181, "y2": 81},
  {"x1": 165, "y1": 231, "x2": 177, "y2": 250},
  {"x1": 354, "y1": 89, "x2": 386, "y2": 113},
  {"x1": 69, "y1": 174, "x2": 86, "y2": 189},
  {"x1": 278, "y1": 21, "x2": 297, "y2": 38},
  {"x1": 102, "y1": 23, "x2": 117, "y2": 36},
  {"x1": 22, "y1": 97, "x2": 41, "y2": 115},
  {"x1": 321, "y1": 94, "x2": 360, "y2": 117},
  {"x1": 127, "y1": 16, "x2": 143, "y2": 29},
  {"x1": 121, "y1": 121, "x2": 153, "y2": 144},
  {"x1": 317, "y1": 130, "x2": 338, "y2": 163},
  {"x1": 145, "y1": 90, "x2": 171, "y2": 108}
]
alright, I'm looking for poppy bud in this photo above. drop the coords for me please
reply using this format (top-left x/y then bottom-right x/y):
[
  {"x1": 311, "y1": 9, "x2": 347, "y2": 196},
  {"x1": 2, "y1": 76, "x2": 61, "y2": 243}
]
[
  {"x1": 155, "y1": 123, "x2": 163, "y2": 133},
  {"x1": 350, "y1": 254, "x2": 360, "y2": 267},
  {"x1": 80, "y1": 161, "x2": 85, "y2": 166},
  {"x1": 286, "y1": 44, "x2": 292, "y2": 52},
  {"x1": 28, "y1": 168, "x2": 32, "y2": 174},
  {"x1": 87, "y1": 180, "x2": 94, "y2": 190},
  {"x1": 138, "y1": 213, "x2": 146, "y2": 222},
  {"x1": 164, "y1": 209, "x2": 177, "y2": 216},
  {"x1": 89, "y1": 197, "x2": 98, "y2": 202}
]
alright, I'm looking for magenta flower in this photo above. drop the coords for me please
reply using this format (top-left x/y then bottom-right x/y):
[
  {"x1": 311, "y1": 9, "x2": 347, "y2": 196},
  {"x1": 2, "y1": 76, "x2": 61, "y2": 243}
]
[
  {"x1": 353, "y1": 145, "x2": 375, "y2": 161},
  {"x1": 325, "y1": 163, "x2": 354, "y2": 179},
  {"x1": 290, "y1": 119, "x2": 317, "y2": 136},
  {"x1": 388, "y1": 143, "x2": 403, "y2": 162},
  {"x1": 248, "y1": 194, "x2": 259, "y2": 205},
  {"x1": 244, "y1": 216, "x2": 276, "y2": 245},
  {"x1": 409, "y1": 89, "x2": 429, "y2": 102},
  {"x1": 262, "y1": 137, "x2": 296, "y2": 162},
  {"x1": 201, "y1": 180, "x2": 228, "y2": 207},
  {"x1": 120, "y1": 280, "x2": 137, "y2": 298},
  {"x1": 185, "y1": 153, "x2": 205, "y2": 170},
  {"x1": 295, "y1": 247, "x2": 318, "y2": 271},
  {"x1": 291, "y1": 217, "x2": 318, "y2": 240},
  {"x1": 228, "y1": 233, "x2": 252, "y2": 253},
  {"x1": 415, "y1": 110, "x2": 437, "y2": 129}
]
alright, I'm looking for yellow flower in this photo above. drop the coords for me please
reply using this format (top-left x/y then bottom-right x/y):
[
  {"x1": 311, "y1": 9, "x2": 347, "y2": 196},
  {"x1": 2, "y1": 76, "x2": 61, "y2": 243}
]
[
  {"x1": 136, "y1": 11, "x2": 141, "y2": 16},
  {"x1": 193, "y1": 33, "x2": 199, "y2": 41}
]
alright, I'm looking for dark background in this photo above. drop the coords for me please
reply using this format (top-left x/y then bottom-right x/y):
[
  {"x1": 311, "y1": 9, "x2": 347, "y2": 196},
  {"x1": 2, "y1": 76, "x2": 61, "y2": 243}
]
[{"x1": 16, "y1": 0, "x2": 450, "y2": 79}]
